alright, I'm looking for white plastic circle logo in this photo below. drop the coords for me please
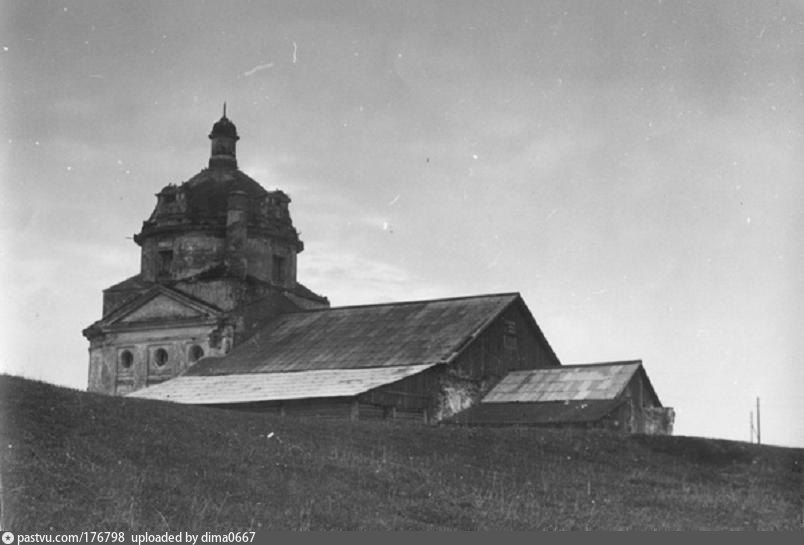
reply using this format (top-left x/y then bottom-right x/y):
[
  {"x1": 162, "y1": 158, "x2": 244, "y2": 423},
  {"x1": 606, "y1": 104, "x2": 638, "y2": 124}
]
[{"x1": 1, "y1": 532, "x2": 14, "y2": 544}]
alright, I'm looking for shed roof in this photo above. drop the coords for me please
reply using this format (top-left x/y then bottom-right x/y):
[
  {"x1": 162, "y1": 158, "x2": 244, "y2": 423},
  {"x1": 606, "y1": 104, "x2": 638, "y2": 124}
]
[
  {"x1": 482, "y1": 361, "x2": 643, "y2": 403},
  {"x1": 127, "y1": 365, "x2": 436, "y2": 404},
  {"x1": 187, "y1": 293, "x2": 528, "y2": 376}
]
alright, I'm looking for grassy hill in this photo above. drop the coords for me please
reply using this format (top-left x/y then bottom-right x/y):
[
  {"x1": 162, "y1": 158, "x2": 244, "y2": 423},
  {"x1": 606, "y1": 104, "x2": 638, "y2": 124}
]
[{"x1": 0, "y1": 375, "x2": 800, "y2": 531}]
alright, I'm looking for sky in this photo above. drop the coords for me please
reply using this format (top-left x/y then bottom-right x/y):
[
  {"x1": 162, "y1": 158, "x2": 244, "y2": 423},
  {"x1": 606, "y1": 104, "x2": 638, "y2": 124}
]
[{"x1": 1, "y1": 0, "x2": 802, "y2": 447}]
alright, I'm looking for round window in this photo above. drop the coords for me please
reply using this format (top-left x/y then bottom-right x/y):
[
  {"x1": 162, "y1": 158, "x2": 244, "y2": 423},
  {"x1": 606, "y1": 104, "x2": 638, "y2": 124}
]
[
  {"x1": 189, "y1": 344, "x2": 204, "y2": 363},
  {"x1": 119, "y1": 350, "x2": 133, "y2": 369},
  {"x1": 154, "y1": 348, "x2": 168, "y2": 367}
]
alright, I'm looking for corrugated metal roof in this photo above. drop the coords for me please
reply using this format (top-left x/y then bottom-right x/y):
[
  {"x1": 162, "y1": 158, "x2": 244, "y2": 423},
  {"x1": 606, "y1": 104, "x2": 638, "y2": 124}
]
[
  {"x1": 482, "y1": 361, "x2": 641, "y2": 403},
  {"x1": 128, "y1": 364, "x2": 437, "y2": 405},
  {"x1": 450, "y1": 400, "x2": 620, "y2": 425},
  {"x1": 187, "y1": 293, "x2": 520, "y2": 375}
]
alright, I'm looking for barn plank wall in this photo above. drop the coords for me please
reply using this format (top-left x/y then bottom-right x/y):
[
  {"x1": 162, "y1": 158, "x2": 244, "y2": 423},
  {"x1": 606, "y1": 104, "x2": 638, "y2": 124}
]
[
  {"x1": 210, "y1": 398, "x2": 353, "y2": 418},
  {"x1": 359, "y1": 299, "x2": 561, "y2": 422},
  {"x1": 429, "y1": 300, "x2": 559, "y2": 420},
  {"x1": 209, "y1": 396, "x2": 428, "y2": 422},
  {"x1": 449, "y1": 300, "x2": 559, "y2": 378}
]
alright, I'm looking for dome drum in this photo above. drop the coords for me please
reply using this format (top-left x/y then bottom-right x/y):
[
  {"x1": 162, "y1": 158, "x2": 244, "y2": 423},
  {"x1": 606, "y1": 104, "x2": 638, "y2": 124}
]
[{"x1": 133, "y1": 113, "x2": 304, "y2": 285}]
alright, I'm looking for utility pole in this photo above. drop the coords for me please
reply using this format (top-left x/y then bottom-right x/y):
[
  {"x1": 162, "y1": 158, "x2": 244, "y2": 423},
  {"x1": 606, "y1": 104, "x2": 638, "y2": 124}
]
[
  {"x1": 756, "y1": 397, "x2": 761, "y2": 445},
  {"x1": 749, "y1": 410, "x2": 754, "y2": 443}
]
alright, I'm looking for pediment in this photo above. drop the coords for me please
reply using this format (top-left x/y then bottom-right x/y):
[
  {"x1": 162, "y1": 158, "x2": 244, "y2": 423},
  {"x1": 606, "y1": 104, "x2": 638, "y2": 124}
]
[
  {"x1": 103, "y1": 287, "x2": 222, "y2": 326},
  {"x1": 118, "y1": 294, "x2": 205, "y2": 323}
]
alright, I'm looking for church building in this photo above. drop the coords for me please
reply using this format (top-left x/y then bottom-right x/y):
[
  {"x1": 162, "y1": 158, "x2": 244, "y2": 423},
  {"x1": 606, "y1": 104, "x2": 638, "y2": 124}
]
[
  {"x1": 83, "y1": 111, "x2": 673, "y2": 433},
  {"x1": 82, "y1": 109, "x2": 328, "y2": 395}
]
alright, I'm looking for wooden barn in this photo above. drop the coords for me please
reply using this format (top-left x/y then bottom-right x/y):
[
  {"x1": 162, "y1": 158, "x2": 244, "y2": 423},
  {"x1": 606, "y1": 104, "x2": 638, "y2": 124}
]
[
  {"x1": 129, "y1": 293, "x2": 562, "y2": 422},
  {"x1": 449, "y1": 361, "x2": 674, "y2": 434}
]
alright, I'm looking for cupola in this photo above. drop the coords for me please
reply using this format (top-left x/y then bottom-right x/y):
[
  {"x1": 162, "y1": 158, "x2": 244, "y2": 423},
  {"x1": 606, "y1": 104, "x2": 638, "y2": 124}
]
[{"x1": 209, "y1": 103, "x2": 239, "y2": 168}]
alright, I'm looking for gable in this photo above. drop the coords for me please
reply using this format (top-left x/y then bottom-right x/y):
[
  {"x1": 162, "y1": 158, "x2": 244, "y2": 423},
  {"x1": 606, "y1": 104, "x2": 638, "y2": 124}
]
[
  {"x1": 118, "y1": 294, "x2": 208, "y2": 323},
  {"x1": 93, "y1": 286, "x2": 223, "y2": 328}
]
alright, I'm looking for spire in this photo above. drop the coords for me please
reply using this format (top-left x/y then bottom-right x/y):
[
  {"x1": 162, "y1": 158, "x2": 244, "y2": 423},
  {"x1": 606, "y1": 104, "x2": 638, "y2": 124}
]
[{"x1": 208, "y1": 107, "x2": 239, "y2": 168}]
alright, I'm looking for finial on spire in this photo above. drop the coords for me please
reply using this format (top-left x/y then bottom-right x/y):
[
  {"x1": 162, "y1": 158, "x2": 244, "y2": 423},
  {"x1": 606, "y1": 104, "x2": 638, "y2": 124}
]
[{"x1": 223, "y1": 102, "x2": 227, "y2": 118}]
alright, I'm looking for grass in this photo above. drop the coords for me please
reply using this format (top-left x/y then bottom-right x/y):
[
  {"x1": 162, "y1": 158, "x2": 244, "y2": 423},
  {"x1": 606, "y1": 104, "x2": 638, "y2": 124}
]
[{"x1": 0, "y1": 374, "x2": 801, "y2": 530}]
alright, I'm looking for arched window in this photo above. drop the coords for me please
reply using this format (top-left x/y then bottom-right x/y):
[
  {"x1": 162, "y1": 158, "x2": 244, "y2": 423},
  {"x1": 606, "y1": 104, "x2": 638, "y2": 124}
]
[
  {"x1": 119, "y1": 350, "x2": 133, "y2": 369},
  {"x1": 154, "y1": 348, "x2": 168, "y2": 367},
  {"x1": 189, "y1": 344, "x2": 204, "y2": 363}
]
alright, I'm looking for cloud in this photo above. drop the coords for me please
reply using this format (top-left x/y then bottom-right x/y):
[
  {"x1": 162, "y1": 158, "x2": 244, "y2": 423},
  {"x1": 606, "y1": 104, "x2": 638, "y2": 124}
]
[
  {"x1": 298, "y1": 251, "x2": 451, "y2": 306},
  {"x1": 243, "y1": 62, "x2": 275, "y2": 77}
]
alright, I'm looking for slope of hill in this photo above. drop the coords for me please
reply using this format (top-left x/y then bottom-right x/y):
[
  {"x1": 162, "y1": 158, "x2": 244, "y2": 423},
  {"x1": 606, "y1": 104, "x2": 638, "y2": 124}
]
[{"x1": 0, "y1": 375, "x2": 800, "y2": 530}]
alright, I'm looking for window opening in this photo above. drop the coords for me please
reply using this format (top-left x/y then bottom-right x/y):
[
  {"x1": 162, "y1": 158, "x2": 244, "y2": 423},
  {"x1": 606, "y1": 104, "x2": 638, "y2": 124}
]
[
  {"x1": 119, "y1": 350, "x2": 133, "y2": 369},
  {"x1": 272, "y1": 255, "x2": 286, "y2": 284},
  {"x1": 503, "y1": 320, "x2": 517, "y2": 335},
  {"x1": 154, "y1": 348, "x2": 168, "y2": 367},
  {"x1": 503, "y1": 319, "x2": 518, "y2": 350},
  {"x1": 158, "y1": 250, "x2": 173, "y2": 276},
  {"x1": 189, "y1": 344, "x2": 205, "y2": 363}
]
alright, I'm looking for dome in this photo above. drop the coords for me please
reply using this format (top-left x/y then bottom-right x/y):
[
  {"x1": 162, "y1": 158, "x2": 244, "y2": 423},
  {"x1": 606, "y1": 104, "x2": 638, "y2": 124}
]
[
  {"x1": 136, "y1": 110, "x2": 300, "y2": 247},
  {"x1": 209, "y1": 115, "x2": 239, "y2": 141},
  {"x1": 182, "y1": 168, "x2": 267, "y2": 218}
]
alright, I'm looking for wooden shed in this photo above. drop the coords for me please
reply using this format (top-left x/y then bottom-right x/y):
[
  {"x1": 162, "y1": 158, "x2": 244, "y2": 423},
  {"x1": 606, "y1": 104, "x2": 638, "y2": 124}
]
[
  {"x1": 449, "y1": 361, "x2": 674, "y2": 434},
  {"x1": 128, "y1": 293, "x2": 561, "y2": 422}
]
